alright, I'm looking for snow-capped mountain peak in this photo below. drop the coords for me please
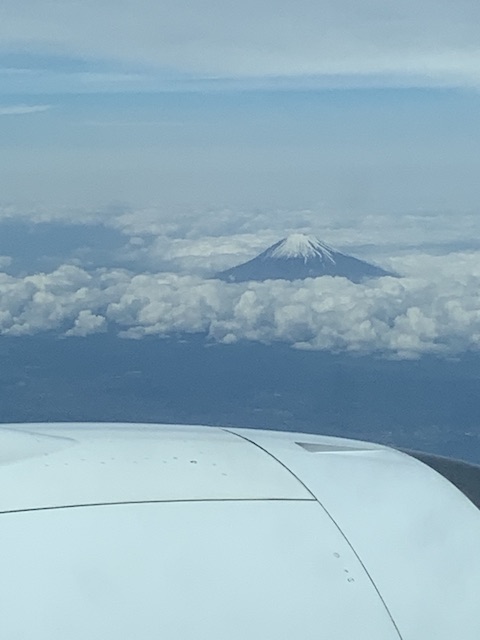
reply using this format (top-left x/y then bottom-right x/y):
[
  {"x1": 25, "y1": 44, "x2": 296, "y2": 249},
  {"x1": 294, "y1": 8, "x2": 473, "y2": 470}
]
[
  {"x1": 216, "y1": 233, "x2": 396, "y2": 284},
  {"x1": 266, "y1": 234, "x2": 335, "y2": 263}
]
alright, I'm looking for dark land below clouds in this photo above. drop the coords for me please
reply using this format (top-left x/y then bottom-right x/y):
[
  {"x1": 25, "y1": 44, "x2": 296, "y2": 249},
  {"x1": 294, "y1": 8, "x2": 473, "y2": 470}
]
[{"x1": 1, "y1": 333, "x2": 480, "y2": 464}]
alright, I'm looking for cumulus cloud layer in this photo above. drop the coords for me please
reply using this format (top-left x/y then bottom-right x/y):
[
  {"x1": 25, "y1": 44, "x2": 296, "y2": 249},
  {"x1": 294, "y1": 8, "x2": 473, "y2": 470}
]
[
  {"x1": 1, "y1": 204, "x2": 479, "y2": 358},
  {"x1": 1, "y1": 251, "x2": 480, "y2": 359},
  {"x1": 2, "y1": 1, "x2": 480, "y2": 86}
]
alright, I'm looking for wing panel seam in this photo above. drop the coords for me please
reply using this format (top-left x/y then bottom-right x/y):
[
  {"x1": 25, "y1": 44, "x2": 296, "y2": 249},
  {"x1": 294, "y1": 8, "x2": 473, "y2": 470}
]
[
  {"x1": 0, "y1": 496, "x2": 313, "y2": 516},
  {"x1": 223, "y1": 428, "x2": 404, "y2": 640}
]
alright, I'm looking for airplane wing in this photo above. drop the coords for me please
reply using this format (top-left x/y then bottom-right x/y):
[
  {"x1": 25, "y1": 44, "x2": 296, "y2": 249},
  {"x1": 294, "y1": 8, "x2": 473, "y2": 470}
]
[{"x1": 1, "y1": 422, "x2": 479, "y2": 639}]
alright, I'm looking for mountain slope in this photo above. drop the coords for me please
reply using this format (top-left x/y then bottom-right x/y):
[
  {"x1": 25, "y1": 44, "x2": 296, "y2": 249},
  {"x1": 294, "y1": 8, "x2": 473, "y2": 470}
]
[{"x1": 216, "y1": 234, "x2": 395, "y2": 283}]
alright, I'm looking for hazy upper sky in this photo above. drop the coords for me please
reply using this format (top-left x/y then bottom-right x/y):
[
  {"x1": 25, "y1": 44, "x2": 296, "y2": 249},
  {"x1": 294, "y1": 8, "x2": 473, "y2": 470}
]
[{"x1": 2, "y1": 0, "x2": 480, "y2": 210}]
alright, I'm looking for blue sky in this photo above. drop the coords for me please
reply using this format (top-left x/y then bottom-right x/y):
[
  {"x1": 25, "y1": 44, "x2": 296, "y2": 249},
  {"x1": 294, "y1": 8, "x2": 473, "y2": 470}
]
[
  {"x1": 2, "y1": 1, "x2": 480, "y2": 210},
  {"x1": 2, "y1": 85, "x2": 480, "y2": 210}
]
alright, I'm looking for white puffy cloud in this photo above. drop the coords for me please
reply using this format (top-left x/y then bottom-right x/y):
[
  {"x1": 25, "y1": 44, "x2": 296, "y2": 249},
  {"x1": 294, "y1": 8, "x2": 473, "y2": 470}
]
[
  {"x1": 65, "y1": 310, "x2": 106, "y2": 336},
  {"x1": 1, "y1": 251, "x2": 480, "y2": 358},
  {"x1": 2, "y1": 1, "x2": 480, "y2": 87},
  {"x1": 1, "y1": 204, "x2": 480, "y2": 359}
]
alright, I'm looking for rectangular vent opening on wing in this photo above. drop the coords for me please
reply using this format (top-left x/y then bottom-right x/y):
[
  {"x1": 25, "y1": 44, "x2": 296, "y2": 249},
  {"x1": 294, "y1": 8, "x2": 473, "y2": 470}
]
[{"x1": 295, "y1": 442, "x2": 379, "y2": 453}]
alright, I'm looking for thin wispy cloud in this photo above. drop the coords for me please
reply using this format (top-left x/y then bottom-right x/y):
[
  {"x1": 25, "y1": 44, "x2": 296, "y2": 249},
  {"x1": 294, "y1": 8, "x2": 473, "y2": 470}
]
[
  {"x1": 1, "y1": 1, "x2": 480, "y2": 88},
  {"x1": 0, "y1": 104, "x2": 52, "y2": 116}
]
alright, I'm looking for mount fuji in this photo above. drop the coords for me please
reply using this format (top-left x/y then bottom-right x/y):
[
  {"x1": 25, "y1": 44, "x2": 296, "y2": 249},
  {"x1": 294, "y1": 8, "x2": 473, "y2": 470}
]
[{"x1": 216, "y1": 234, "x2": 395, "y2": 284}]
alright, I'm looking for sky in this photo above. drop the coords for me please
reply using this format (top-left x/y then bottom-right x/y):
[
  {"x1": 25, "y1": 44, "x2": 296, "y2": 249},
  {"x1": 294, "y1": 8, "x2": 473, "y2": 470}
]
[
  {"x1": 1, "y1": 2, "x2": 480, "y2": 361},
  {"x1": 1, "y1": 1, "x2": 480, "y2": 209}
]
